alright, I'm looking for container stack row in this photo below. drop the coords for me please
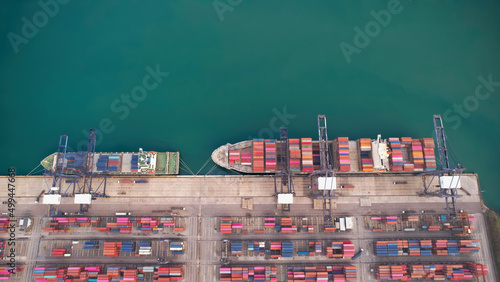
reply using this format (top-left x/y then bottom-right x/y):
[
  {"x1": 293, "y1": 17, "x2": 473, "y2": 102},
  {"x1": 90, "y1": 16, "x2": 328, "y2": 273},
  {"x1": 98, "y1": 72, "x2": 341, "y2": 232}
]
[
  {"x1": 51, "y1": 248, "x2": 69, "y2": 257},
  {"x1": 154, "y1": 266, "x2": 183, "y2": 281},
  {"x1": 411, "y1": 139, "x2": 425, "y2": 171},
  {"x1": 264, "y1": 217, "x2": 276, "y2": 229},
  {"x1": 389, "y1": 138, "x2": 403, "y2": 171},
  {"x1": 301, "y1": 138, "x2": 314, "y2": 172},
  {"x1": 312, "y1": 142, "x2": 321, "y2": 171},
  {"x1": 375, "y1": 263, "x2": 488, "y2": 281},
  {"x1": 422, "y1": 138, "x2": 437, "y2": 171},
  {"x1": 289, "y1": 138, "x2": 301, "y2": 172},
  {"x1": 300, "y1": 219, "x2": 314, "y2": 233},
  {"x1": 169, "y1": 242, "x2": 184, "y2": 255},
  {"x1": 0, "y1": 218, "x2": 10, "y2": 233},
  {"x1": 220, "y1": 218, "x2": 233, "y2": 234},
  {"x1": 326, "y1": 241, "x2": 355, "y2": 258},
  {"x1": 121, "y1": 242, "x2": 136, "y2": 254},
  {"x1": 83, "y1": 241, "x2": 98, "y2": 250},
  {"x1": 131, "y1": 154, "x2": 139, "y2": 172},
  {"x1": 231, "y1": 242, "x2": 243, "y2": 256},
  {"x1": 286, "y1": 265, "x2": 357, "y2": 281},
  {"x1": 96, "y1": 154, "x2": 109, "y2": 172},
  {"x1": 138, "y1": 242, "x2": 152, "y2": 256},
  {"x1": 103, "y1": 242, "x2": 120, "y2": 256},
  {"x1": 0, "y1": 266, "x2": 21, "y2": 280},
  {"x1": 400, "y1": 137, "x2": 414, "y2": 171},
  {"x1": 229, "y1": 149, "x2": 240, "y2": 165},
  {"x1": 359, "y1": 138, "x2": 373, "y2": 172},
  {"x1": 337, "y1": 137, "x2": 350, "y2": 172},
  {"x1": 279, "y1": 217, "x2": 297, "y2": 233},
  {"x1": 219, "y1": 266, "x2": 277, "y2": 281},
  {"x1": 248, "y1": 242, "x2": 266, "y2": 256},
  {"x1": 252, "y1": 139, "x2": 265, "y2": 173},
  {"x1": 241, "y1": 148, "x2": 252, "y2": 167},
  {"x1": 265, "y1": 140, "x2": 276, "y2": 172},
  {"x1": 65, "y1": 153, "x2": 84, "y2": 170}
]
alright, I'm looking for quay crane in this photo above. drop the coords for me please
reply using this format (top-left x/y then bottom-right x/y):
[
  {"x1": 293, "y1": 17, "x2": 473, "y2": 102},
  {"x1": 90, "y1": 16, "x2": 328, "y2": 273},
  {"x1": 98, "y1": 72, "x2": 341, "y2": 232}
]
[
  {"x1": 418, "y1": 115, "x2": 463, "y2": 218},
  {"x1": 309, "y1": 115, "x2": 337, "y2": 222},
  {"x1": 274, "y1": 127, "x2": 295, "y2": 211},
  {"x1": 42, "y1": 129, "x2": 108, "y2": 215}
]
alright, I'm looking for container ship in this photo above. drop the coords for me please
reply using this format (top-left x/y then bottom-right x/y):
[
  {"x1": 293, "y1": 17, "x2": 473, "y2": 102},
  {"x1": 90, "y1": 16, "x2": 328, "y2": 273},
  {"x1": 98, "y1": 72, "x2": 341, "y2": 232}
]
[
  {"x1": 211, "y1": 135, "x2": 436, "y2": 174},
  {"x1": 41, "y1": 148, "x2": 180, "y2": 175}
]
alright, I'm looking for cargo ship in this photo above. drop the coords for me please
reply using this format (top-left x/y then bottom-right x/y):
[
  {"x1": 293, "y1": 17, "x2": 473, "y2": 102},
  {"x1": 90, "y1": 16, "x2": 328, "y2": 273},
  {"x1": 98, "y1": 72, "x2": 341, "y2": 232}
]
[
  {"x1": 211, "y1": 135, "x2": 436, "y2": 174},
  {"x1": 41, "y1": 148, "x2": 179, "y2": 175}
]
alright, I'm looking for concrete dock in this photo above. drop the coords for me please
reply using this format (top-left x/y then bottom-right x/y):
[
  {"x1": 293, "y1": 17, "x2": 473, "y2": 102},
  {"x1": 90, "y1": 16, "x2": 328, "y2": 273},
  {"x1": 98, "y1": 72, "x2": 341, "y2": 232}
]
[{"x1": 0, "y1": 173, "x2": 497, "y2": 281}]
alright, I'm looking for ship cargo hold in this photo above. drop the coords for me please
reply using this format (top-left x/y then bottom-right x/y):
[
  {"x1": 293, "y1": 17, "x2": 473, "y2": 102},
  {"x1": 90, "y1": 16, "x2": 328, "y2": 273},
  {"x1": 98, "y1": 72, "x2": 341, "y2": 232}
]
[
  {"x1": 41, "y1": 148, "x2": 179, "y2": 175},
  {"x1": 212, "y1": 135, "x2": 436, "y2": 174}
]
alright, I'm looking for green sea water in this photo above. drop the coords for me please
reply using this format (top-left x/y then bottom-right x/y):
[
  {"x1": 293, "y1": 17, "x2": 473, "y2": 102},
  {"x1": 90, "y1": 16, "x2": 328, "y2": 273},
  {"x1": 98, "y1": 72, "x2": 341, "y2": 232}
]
[{"x1": 1, "y1": 1, "x2": 499, "y2": 211}]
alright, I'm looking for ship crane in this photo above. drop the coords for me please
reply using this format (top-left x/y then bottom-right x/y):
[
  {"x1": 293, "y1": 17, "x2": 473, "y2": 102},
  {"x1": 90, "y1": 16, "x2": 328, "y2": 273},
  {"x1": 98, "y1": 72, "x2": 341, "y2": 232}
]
[
  {"x1": 274, "y1": 127, "x2": 294, "y2": 211},
  {"x1": 418, "y1": 115, "x2": 463, "y2": 219},
  {"x1": 309, "y1": 115, "x2": 337, "y2": 222}
]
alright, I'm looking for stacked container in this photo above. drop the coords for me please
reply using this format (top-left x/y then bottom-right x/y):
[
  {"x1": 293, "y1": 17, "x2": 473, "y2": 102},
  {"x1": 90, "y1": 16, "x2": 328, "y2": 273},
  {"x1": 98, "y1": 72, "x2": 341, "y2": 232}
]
[
  {"x1": 138, "y1": 242, "x2": 152, "y2": 256},
  {"x1": 265, "y1": 140, "x2": 276, "y2": 172},
  {"x1": 286, "y1": 265, "x2": 357, "y2": 281},
  {"x1": 131, "y1": 154, "x2": 139, "y2": 172},
  {"x1": 170, "y1": 242, "x2": 184, "y2": 255},
  {"x1": 120, "y1": 242, "x2": 135, "y2": 254},
  {"x1": 248, "y1": 242, "x2": 266, "y2": 256},
  {"x1": 83, "y1": 241, "x2": 98, "y2": 250},
  {"x1": 231, "y1": 242, "x2": 243, "y2": 256},
  {"x1": 337, "y1": 137, "x2": 351, "y2": 172},
  {"x1": 220, "y1": 218, "x2": 232, "y2": 234},
  {"x1": 389, "y1": 138, "x2": 403, "y2": 171},
  {"x1": 301, "y1": 138, "x2": 314, "y2": 172},
  {"x1": 264, "y1": 218, "x2": 275, "y2": 229},
  {"x1": 107, "y1": 154, "x2": 121, "y2": 172},
  {"x1": 376, "y1": 263, "x2": 488, "y2": 280},
  {"x1": 270, "y1": 242, "x2": 283, "y2": 259},
  {"x1": 280, "y1": 217, "x2": 297, "y2": 233},
  {"x1": 326, "y1": 241, "x2": 354, "y2": 258},
  {"x1": 241, "y1": 148, "x2": 252, "y2": 166},
  {"x1": 220, "y1": 266, "x2": 277, "y2": 281},
  {"x1": 154, "y1": 266, "x2": 183, "y2": 280},
  {"x1": 51, "y1": 248, "x2": 68, "y2": 257},
  {"x1": 422, "y1": 138, "x2": 437, "y2": 170},
  {"x1": 411, "y1": 139, "x2": 424, "y2": 171},
  {"x1": 229, "y1": 150, "x2": 240, "y2": 165},
  {"x1": 400, "y1": 137, "x2": 415, "y2": 171},
  {"x1": 289, "y1": 139, "x2": 301, "y2": 172},
  {"x1": 252, "y1": 139, "x2": 265, "y2": 173},
  {"x1": 312, "y1": 142, "x2": 321, "y2": 171},
  {"x1": 96, "y1": 155, "x2": 108, "y2": 172},
  {"x1": 103, "y1": 242, "x2": 120, "y2": 256},
  {"x1": 282, "y1": 241, "x2": 294, "y2": 258},
  {"x1": 359, "y1": 138, "x2": 374, "y2": 172}
]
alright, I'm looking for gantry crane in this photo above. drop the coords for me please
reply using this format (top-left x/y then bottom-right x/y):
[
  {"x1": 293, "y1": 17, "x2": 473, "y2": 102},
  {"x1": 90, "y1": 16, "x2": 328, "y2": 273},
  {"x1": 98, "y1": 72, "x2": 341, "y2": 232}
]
[
  {"x1": 418, "y1": 115, "x2": 463, "y2": 218},
  {"x1": 274, "y1": 127, "x2": 294, "y2": 211},
  {"x1": 309, "y1": 115, "x2": 336, "y2": 222}
]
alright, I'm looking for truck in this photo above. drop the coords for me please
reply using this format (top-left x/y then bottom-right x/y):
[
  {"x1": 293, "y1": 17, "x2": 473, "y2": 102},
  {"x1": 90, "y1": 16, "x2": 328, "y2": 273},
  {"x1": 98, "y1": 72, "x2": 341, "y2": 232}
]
[
  {"x1": 340, "y1": 184, "x2": 355, "y2": 188},
  {"x1": 352, "y1": 249, "x2": 364, "y2": 260}
]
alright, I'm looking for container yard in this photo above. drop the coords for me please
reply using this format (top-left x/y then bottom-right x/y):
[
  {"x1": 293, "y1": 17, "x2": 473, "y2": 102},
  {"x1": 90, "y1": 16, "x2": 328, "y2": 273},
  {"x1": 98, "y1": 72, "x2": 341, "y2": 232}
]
[
  {"x1": 0, "y1": 115, "x2": 497, "y2": 281},
  {"x1": 0, "y1": 171, "x2": 496, "y2": 281}
]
